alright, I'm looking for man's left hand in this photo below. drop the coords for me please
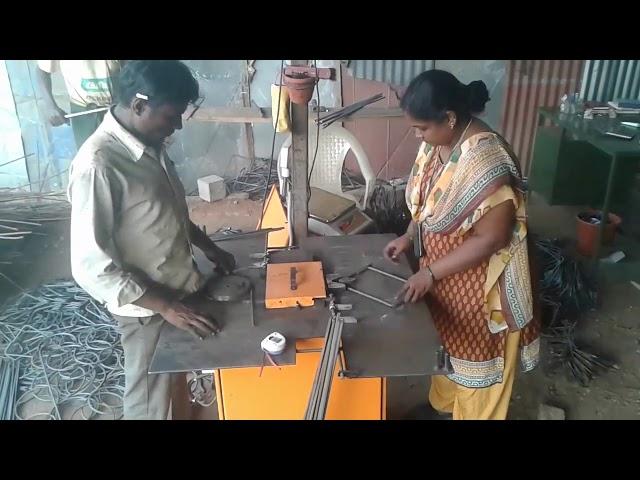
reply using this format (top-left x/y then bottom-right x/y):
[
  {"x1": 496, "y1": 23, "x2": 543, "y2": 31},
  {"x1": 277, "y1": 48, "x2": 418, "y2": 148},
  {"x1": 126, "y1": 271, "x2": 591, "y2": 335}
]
[{"x1": 205, "y1": 246, "x2": 236, "y2": 274}]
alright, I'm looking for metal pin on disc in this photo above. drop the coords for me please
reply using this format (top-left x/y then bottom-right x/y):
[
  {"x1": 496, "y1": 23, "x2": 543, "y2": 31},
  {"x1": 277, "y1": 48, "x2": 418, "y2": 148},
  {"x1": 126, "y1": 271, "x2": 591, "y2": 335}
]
[{"x1": 206, "y1": 275, "x2": 251, "y2": 302}]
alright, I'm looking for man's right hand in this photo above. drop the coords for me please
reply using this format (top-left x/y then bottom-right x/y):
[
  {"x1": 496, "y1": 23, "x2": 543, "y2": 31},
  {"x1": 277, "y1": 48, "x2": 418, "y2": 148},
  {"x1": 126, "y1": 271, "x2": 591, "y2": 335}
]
[
  {"x1": 158, "y1": 300, "x2": 220, "y2": 340},
  {"x1": 45, "y1": 103, "x2": 68, "y2": 126}
]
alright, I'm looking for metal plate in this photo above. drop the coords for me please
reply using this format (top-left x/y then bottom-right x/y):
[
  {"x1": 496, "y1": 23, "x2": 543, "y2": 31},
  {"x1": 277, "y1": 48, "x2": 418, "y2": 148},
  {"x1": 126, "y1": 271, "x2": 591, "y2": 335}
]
[
  {"x1": 149, "y1": 234, "x2": 448, "y2": 378},
  {"x1": 149, "y1": 235, "x2": 329, "y2": 374},
  {"x1": 205, "y1": 275, "x2": 251, "y2": 302},
  {"x1": 297, "y1": 235, "x2": 447, "y2": 378}
]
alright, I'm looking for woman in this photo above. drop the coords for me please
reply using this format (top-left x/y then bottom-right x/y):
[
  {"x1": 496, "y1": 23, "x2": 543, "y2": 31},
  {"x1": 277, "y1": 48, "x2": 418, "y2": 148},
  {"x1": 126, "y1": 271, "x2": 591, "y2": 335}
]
[{"x1": 384, "y1": 70, "x2": 540, "y2": 420}]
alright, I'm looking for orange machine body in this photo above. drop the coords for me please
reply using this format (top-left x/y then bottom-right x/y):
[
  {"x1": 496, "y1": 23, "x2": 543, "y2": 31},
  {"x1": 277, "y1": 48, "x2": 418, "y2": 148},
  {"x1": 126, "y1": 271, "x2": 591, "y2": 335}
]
[
  {"x1": 214, "y1": 338, "x2": 385, "y2": 420},
  {"x1": 214, "y1": 185, "x2": 384, "y2": 419}
]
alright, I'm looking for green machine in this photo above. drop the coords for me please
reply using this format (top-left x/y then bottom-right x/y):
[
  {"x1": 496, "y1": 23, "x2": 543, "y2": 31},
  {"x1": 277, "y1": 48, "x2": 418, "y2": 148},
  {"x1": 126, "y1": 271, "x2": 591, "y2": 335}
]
[{"x1": 529, "y1": 108, "x2": 640, "y2": 210}]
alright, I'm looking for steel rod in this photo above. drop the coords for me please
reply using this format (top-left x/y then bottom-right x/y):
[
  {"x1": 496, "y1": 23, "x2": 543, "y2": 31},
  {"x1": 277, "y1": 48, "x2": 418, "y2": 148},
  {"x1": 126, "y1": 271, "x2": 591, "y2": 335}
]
[
  {"x1": 346, "y1": 286, "x2": 394, "y2": 308},
  {"x1": 367, "y1": 266, "x2": 406, "y2": 282}
]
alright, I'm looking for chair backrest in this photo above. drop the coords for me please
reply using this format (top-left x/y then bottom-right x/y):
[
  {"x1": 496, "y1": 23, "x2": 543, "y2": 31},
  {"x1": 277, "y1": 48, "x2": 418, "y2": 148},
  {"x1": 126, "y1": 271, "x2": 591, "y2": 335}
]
[{"x1": 277, "y1": 123, "x2": 375, "y2": 208}]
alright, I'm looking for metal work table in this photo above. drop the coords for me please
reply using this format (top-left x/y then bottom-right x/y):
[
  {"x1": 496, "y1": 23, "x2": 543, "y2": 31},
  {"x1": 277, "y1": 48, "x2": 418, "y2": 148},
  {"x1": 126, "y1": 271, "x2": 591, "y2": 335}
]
[
  {"x1": 149, "y1": 233, "x2": 448, "y2": 378},
  {"x1": 532, "y1": 108, "x2": 640, "y2": 266}
]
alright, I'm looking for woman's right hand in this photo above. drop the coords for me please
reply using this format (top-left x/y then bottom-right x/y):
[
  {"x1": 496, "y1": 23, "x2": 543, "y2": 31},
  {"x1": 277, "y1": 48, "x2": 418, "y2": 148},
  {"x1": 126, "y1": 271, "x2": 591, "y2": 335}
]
[{"x1": 383, "y1": 233, "x2": 413, "y2": 263}]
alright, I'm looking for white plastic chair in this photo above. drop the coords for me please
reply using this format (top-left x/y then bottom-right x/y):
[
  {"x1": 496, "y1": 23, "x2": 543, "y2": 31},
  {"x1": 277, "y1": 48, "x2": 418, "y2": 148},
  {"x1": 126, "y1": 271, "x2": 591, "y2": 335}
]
[{"x1": 277, "y1": 123, "x2": 375, "y2": 208}]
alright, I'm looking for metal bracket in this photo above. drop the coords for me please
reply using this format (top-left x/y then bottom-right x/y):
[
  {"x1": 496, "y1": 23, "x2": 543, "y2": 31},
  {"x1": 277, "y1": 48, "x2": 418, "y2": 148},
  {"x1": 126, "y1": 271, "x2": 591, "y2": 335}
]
[{"x1": 327, "y1": 281, "x2": 347, "y2": 290}]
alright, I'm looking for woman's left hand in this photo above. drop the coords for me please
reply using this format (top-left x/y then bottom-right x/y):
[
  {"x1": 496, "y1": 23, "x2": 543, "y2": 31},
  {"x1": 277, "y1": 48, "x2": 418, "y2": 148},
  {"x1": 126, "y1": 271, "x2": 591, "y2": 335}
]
[{"x1": 398, "y1": 269, "x2": 434, "y2": 304}]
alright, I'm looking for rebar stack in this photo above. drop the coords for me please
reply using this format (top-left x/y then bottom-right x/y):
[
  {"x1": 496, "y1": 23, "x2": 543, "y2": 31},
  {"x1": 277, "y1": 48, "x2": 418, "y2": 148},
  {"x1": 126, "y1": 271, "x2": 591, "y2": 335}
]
[
  {"x1": 304, "y1": 297, "x2": 344, "y2": 420},
  {"x1": 543, "y1": 319, "x2": 618, "y2": 387},
  {"x1": 224, "y1": 157, "x2": 279, "y2": 201},
  {"x1": 314, "y1": 94, "x2": 385, "y2": 129},
  {"x1": 534, "y1": 237, "x2": 615, "y2": 386},
  {"x1": 0, "y1": 358, "x2": 19, "y2": 420},
  {"x1": 0, "y1": 191, "x2": 70, "y2": 243}
]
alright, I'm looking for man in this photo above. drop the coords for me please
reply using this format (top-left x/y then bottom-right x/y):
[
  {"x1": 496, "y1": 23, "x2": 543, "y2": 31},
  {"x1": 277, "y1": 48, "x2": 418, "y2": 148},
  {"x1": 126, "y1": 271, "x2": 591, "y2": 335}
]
[
  {"x1": 37, "y1": 60, "x2": 124, "y2": 148},
  {"x1": 68, "y1": 60, "x2": 235, "y2": 420}
]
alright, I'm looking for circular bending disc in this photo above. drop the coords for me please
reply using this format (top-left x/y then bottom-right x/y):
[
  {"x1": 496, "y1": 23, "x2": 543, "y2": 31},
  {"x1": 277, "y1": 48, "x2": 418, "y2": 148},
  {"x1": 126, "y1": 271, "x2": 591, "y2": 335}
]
[{"x1": 206, "y1": 275, "x2": 251, "y2": 302}]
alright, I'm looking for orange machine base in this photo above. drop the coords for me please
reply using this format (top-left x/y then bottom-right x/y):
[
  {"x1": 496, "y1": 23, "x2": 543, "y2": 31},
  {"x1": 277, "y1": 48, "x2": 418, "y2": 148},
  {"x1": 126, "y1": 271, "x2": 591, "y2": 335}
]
[{"x1": 214, "y1": 338, "x2": 386, "y2": 420}]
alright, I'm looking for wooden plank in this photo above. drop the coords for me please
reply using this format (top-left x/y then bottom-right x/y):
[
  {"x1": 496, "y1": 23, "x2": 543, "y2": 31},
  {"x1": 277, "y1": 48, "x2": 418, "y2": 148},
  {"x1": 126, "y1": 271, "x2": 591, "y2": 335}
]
[
  {"x1": 189, "y1": 107, "x2": 404, "y2": 124},
  {"x1": 189, "y1": 107, "x2": 270, "y2": 123}
]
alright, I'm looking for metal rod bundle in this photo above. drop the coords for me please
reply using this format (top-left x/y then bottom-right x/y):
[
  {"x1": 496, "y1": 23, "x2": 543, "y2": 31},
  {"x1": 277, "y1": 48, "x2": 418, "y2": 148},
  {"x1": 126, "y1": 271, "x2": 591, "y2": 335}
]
[
  {"x1": 0, "y1": 191, "x2": 69, "y2": 245},
  {"x1": 543, "y1": 319, "x2": 618, "y2": 386},
  {"x1": 224, "y1": 157, "x2": 279, "y2": 201},
  {"x1": 304, "y1": 298, "x2": 344, "y2": 420},
  {"x1": 0, "y1": 358, "x2": 20, "y2": 420},
  {"x1": 314, "y1": 94, "x2": 385, "y2": 129}
]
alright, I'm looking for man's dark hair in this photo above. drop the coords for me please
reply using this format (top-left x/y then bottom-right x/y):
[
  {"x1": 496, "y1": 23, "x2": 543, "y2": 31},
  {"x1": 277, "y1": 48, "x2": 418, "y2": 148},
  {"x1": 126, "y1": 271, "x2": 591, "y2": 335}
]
[
  {"x1": 400, "y1": 69, "x2": 490, "y2": 124},
  {"x1": 116, "y1": 60, "x2": 199, "y2": 107}
]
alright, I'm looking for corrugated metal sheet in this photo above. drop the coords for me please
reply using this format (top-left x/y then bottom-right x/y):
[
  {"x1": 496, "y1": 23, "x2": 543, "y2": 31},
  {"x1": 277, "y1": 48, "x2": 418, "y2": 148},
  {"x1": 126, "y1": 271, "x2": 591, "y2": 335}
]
[
  {"x1": 345, "y1": 60, "x2": 435, "y2": 86},
  {"x1": 499, "y1": 60, "x2": 585, "y2": 175},
  {"x1": 341, "y1": 66, "x2": 421, "y2": 180},
  {"x1": 580, "y1": 60, "x2": 640, "y2": 102}
]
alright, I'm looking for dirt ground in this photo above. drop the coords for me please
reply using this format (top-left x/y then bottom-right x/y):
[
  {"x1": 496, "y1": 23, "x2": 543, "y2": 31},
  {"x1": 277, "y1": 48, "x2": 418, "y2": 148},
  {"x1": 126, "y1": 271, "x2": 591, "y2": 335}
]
[{"x1": 1, "y1": 194, "x2": 638, "y2": 420}]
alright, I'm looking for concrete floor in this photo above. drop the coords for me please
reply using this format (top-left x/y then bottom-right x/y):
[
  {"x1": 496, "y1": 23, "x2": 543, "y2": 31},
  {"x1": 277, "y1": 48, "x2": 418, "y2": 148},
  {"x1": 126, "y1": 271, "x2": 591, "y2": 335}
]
[{"x1": 2, "y1": 194, "x2": 638, "y2": 420}]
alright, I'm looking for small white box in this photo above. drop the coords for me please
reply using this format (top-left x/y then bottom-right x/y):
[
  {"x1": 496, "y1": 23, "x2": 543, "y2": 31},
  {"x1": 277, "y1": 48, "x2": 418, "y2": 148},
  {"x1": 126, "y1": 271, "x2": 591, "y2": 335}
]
[{"x1": 197, "y1": 174, "x2": 226, "y2": 203}]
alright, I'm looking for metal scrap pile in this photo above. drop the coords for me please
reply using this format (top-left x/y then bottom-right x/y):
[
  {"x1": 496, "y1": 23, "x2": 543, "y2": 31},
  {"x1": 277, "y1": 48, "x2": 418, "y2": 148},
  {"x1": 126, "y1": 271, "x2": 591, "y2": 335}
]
[
  {"x1": 0, "y1": 281, "x2": 124, "y2": 420},
  {"x1": 224, "y1": 157, "x2": 279, "y2": 201},
  {"x1": 0, "y1": 190, "x2": 70, "y2": 267},
  {"x1": 535, "y1": 238, "x2": 617, "y2": 386}
]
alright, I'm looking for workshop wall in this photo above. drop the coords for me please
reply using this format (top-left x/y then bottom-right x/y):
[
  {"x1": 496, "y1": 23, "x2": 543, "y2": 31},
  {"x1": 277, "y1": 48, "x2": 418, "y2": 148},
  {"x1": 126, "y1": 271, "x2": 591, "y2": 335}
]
[
  {"x1": 1, "y1": 60, "x2": 342, "y2": 194},
  {"x1": 2, "y1": 60, "x2": 74, "y2": 191},
  {"x1": 342, "y1": 60, "x2": 509, "y2": 181}
]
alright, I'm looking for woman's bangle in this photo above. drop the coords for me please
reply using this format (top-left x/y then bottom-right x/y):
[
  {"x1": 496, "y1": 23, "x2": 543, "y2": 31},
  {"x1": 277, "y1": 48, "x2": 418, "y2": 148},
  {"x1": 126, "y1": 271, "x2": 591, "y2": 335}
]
[{"x1": 426, "y1": 265, "x2": 438, "y2": 282}]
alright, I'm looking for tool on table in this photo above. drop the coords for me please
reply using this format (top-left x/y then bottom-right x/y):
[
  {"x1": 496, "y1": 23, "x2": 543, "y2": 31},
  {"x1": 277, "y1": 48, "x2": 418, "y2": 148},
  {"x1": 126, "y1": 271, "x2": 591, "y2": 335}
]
[
  {"x1": 205, "y1": 275, "x2": 251, "y2": 302},
  {"x1": 209, "y1": 227, "x2": 284, "y2": 242},
  {"x1": 233, "y1": 251, "x2": 271, "y2": 273},
  {"x1": 259, "y1": 332, "x2": 286, "y2": 377}
]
